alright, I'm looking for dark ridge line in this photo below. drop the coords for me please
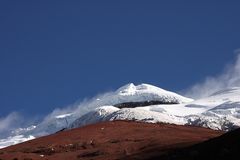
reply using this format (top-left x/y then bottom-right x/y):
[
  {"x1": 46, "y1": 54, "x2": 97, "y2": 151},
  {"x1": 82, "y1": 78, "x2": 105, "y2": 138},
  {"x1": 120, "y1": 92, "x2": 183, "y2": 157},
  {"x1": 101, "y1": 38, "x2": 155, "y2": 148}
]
[{"x1": 114, "y1": 101, "x2": 179, "y2": 109}]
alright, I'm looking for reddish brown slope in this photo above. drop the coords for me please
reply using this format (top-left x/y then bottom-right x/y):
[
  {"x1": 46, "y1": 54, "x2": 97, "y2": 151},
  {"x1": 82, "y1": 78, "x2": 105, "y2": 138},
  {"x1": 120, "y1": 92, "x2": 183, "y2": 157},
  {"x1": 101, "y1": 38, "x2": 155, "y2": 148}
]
[{"x1": 0, "y1": 121, "x2": 223, "y2": 160}]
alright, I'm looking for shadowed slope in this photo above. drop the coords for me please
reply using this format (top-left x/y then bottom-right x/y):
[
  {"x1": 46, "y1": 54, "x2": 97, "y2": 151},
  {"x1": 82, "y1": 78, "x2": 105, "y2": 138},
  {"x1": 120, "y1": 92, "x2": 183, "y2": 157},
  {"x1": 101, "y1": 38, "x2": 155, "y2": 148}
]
[{"x1": 149, "y1": 127, "x2": 240, "y2": 160}]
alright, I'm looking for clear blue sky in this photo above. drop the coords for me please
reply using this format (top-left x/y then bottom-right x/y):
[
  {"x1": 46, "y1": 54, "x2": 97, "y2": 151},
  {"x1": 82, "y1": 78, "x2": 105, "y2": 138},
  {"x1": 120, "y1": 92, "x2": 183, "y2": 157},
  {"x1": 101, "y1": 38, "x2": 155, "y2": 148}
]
[{"x1": 0, "y1": 1, "x2": 240, "y2": 117}]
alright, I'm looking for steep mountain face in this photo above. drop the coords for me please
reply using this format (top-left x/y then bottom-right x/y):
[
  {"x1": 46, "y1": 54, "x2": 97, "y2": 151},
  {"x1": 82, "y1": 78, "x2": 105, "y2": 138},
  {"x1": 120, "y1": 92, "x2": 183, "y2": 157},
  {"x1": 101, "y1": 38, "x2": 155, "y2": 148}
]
[
  {"x1": 1, "y1": 83, "x2": 240, "y2": 149},
  {"x1": 69, "y1": 106, "x2": 119, "y2": 128},
  {"x1": 67, "y1": 83, "x2": 193, "y2": 129}
]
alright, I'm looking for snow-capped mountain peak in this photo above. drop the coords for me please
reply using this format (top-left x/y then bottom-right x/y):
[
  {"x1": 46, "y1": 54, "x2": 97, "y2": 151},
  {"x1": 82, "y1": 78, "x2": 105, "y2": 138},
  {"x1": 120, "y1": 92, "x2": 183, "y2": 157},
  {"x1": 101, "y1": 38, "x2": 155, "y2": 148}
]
[
  {"x1": 117, "y1": 83, "x2": 137, "y2": 95},
  {"x1": 115, "y1": 83, "x2": 193, "y2": 104}
]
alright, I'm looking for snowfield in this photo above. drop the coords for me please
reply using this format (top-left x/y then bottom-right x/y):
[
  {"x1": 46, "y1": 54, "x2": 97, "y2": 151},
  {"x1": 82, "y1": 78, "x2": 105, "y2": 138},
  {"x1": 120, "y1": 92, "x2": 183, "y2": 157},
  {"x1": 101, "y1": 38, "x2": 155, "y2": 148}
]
[
  {"x1": 69, "y1": 84, "x2": 240, "y2": 131},
  {"x1": 1, "y1": 83, "x2": 240, "y2": 148},
  {"x1": 0, "y1": 135, "x2": 35, "y2": 149}
]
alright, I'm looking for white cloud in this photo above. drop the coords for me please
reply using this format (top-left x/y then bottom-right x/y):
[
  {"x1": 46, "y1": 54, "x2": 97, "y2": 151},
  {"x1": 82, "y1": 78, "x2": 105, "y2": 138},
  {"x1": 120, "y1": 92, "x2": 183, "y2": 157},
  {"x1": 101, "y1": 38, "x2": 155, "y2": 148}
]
[
  {"x1": 184, "y1": 51, "x2": 240, "y2": 98},
  {"x1": 0, "y1": 112, "x2": 23, "y2": 138}
]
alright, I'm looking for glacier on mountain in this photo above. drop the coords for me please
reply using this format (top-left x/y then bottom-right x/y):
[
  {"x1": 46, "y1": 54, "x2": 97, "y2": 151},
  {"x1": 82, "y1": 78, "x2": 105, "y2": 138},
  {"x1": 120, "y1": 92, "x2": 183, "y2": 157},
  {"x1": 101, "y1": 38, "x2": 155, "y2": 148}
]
[{"x1": 69, "y1": 84, "x2": 240, "y2": 131}]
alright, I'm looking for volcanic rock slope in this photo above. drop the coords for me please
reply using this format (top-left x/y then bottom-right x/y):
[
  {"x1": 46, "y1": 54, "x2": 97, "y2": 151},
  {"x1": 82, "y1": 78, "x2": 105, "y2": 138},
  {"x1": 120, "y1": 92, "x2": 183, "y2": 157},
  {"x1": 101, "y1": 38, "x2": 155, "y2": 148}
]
[{"x1": 0, "y1": 121, "x2": 223, "y2": 160}]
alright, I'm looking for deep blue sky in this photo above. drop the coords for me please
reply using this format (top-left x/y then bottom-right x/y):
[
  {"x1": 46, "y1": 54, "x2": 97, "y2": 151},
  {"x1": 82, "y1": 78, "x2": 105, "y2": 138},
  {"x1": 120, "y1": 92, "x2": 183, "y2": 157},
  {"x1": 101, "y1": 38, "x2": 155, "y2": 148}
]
[{"x1": 0, "y1": 1, "x2": 240, "y2": 117}]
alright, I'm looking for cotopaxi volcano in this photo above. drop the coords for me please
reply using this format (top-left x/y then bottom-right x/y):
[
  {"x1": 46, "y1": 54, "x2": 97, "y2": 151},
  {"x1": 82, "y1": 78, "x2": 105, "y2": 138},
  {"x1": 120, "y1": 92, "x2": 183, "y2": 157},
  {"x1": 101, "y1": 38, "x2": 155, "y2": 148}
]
[{"x1": 1, "y1": 83, "x2": 240, "y2": 149}]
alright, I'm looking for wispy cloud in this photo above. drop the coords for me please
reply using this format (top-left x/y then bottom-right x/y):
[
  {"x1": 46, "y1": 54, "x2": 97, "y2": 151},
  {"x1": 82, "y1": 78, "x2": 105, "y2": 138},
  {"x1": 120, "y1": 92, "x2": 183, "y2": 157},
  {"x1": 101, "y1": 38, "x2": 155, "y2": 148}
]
[
  {"x1": 184, "y1": 50, "x2": 240, "y2": 98},
  {"x1": 0, "y1": 90, "x2": 117, "y2": 138},
  {"x1": 0, "y1": 112, "x2": 23, "y2": 138},
  {"x1": 24, "y1": 91, "x2": 116, "y2": 136}
]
